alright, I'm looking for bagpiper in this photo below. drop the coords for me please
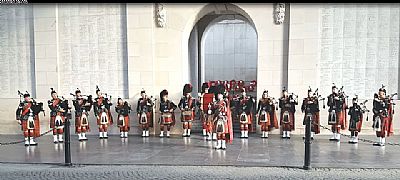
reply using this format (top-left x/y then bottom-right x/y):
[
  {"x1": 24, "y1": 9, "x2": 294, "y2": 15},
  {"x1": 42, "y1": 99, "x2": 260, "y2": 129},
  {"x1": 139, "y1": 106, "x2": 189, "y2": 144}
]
[
  {"x1": 48, "y1": 88, "x2": 68, "y2": 143},
  {"x1": 301, "y1": 87, "x2": 322, "y2": 139},
  {"x1": 279, "y1": 87, "x2": 298, "y2": 139},
  {"x1": 115, "y1": 98, "x2": 132, "y2": 138},
  {"x1": 137, "y1": 89, "x2": 155, "y2": 137},
  {"x1": 93, "y1": 86, "x2": 113, "y2": 139},
  {"x1": 178, "y1": 84, "x2": 196, "y2": 137},
  {"x1": 16, "y1": 91, "x2": 44, "y2": 146},
  {"x1": 372, "y1": 85, "x2": 396, "y2": 146},
  {"x1": 213, "y1": 84, "x2": 233, "y2": 150},
  {"x1": 326, "y1": 84, "x2": 348, "y2": 141},
  {"x1": 72, "y1": 88, "x2": 92, "y2": 141},
  {"x1": 237, "y1": 88, "x2": 255, "y2": 138},
  {"x1": 159, "y1": 89, "x2": 177, "y2": 138},
  {"x1": 257, "y1": 90, "x2": 279, "y2": 138},
  {"x1": 348, "y1": 95, "x2": 368, "y2": 144}
]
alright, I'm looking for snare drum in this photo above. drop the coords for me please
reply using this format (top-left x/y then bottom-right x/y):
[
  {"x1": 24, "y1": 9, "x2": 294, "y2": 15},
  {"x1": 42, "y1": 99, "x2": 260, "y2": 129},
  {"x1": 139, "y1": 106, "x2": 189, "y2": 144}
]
[
  {"x1": 161, "y1": 113, "x2": 173, "y2": 124},
  {"x1": 182, "y1": 110, "x2": 193, "y2": 121}
]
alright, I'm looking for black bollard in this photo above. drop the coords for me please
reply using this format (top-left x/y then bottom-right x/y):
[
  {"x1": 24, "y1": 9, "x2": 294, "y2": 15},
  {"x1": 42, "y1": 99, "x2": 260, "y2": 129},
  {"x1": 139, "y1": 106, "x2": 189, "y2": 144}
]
[
  {"x1": 303, "y1": 115, "x2": 311, "y2": 170},
  {"x1": 64, "y1": 118, "x2": 72, "y2": 166}
]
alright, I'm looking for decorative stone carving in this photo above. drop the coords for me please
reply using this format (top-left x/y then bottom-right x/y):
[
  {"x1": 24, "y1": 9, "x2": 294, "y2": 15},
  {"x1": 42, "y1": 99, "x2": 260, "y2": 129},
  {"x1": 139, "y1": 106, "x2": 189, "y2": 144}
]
[
  {"x1": 274, "y1": 3, "x2": 285, "y2": 25},
  {"x1": 155, "y1": 3, "x2": 166, "y2": 28}
]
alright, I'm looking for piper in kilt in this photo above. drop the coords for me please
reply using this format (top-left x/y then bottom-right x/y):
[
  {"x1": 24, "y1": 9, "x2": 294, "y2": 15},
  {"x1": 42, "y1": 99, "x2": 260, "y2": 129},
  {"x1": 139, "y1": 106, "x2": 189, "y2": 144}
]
[
  {"x1": 93, "y1": 86, "x2": 113, "y2": 139},
  {"x1": 301, "y1": 87, "x2": 321, "y2": 139},
  {"x1": 137, "y1": 89, "x2": 154, "y2": 137},
  {"x1": 348, "y1": 96, "x2": 367, "y2": 144},
  {"x1": 326, "y1": 84, "x2": 347, "y2": 141},
  {"x1": 16, "y1": 92, "x2": 44, "y2": 146},
  {"x1": 48, "y1": 88, "x2": 68, "y2": 143},
  {"x1": 115, "y1": 98, "x2": 132, "y2": 138},
  {"x1": 257, "y1": 90, "x2": 279, "y2": 138},
  {"x1": 279, "y1": 87, "x2": 298, "y2": 139},
  {"x1": 372, "y1": 85, "x2": 395, "y2": 146},
  {"x1": 72, "y1": 88, "x2": 92, "y2": 141}
]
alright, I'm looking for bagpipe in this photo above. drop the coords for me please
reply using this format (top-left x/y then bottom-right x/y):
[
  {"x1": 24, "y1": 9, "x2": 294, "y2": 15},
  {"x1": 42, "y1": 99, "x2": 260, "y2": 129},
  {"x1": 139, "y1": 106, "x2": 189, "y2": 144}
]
[
  {"x1": 70, "y1": 93, "x2": 93, "y2": 112},
  {"x1": 312, "y1": 88, "x2": 325, "y2": 109},
  {"x1": 17, "y1": 90, "x2": 45, "y2": 116},
  {"x1": 359, "y1": 97, "x2": 370, "y2": 121},
  {"x1": 386, "y1": 92, "x2": 397, "y2": 114},
  {"x1": 58, "y1": 96, "x2": 72, "y2": 119}
]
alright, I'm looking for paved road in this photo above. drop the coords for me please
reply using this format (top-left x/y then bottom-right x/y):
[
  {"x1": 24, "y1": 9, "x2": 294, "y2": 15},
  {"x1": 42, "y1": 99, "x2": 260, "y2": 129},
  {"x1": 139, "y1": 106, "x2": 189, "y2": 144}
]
[{"x1": 0, "y1": 163, "x2": 399, "y2": 179}]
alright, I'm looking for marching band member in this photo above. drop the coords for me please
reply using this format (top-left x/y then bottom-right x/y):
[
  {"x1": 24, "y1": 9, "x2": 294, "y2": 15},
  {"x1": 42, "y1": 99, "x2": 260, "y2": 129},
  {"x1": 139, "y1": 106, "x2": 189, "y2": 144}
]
[
  {"x1": 159, "y1": 89, "x2": 177, "y2": 138},
  {"x1": 279, "y1": 87, "x2": 298, "y2": 139},
  {"x1": 72, "y1": 88, "x2": 92, "y2": 141},
  {"x1": 137, "y1": 89, "x2": 154, "y2": 137},
  {"x1": 301, "y1": 87, "x2": 321, "y2": 139},
  {"x1": 257, "y1": 90, "x2": 279, "y2": 138},
  {"x1": 93, "y1": 86, "x2": 113, "y2": 139},
  {"x1": 197, "y1": 83, "x2": 211, "y2": 136},
  {"x1": 348, "y1": 96, "x2": 367, "y2": 144},
  {"x1": 179, "y1": 84, "x2": 196, "y2": 137},
  {"x1": 213, "y1": 84, "x2": 233, "y2": 150},
  {"x1": 48, "y1": 88, "x2": 67, "y2": 143},
  {"x1": 372, "y1": 85, "x2": 395, "y2": 146},
  {"x1": 237, "y1": 88, "x2": 255, "y2": 138},
  {"x1": 326, "y1": 84, "x2": 347, "y2": 141},
  {"x1": 16, "y1": 91, "x2": 44, "y2": 146},
  {"x1": 115, "y1": 98, "x2": 132, "y2": 138},
  {"x1": 199, "y1": 83, "x2": 217, "y2": 141}
]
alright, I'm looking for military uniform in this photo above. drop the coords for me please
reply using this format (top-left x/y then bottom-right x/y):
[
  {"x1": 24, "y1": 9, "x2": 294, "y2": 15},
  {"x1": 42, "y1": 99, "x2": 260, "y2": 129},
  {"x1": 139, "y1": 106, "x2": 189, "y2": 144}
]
[
  {"x1": 137, "y1": 90, "x2": 154, "y2": 137},
  {"x1": 72, "y1": 89, "x2": 92, "y2": 141},
  {"x1": 15, "y1": 92, "x2": 43, "y2": 146},
  {"x1": 213, "y1": 84, "x2": 233, "y2": 150},
  {"x1": 237, "y1": 88, "x2": 255, "y2": 138},
  {"x1": 159, "y1": 89, "x2": 177, "y2": 138},
  {"x1": 326, "y1": 85, "x2": 347, "y2": 141},
  {"x1": 301, "y1": 88, "x2": 321, "y2": 139},
  {"x1": 348, "y1": 97, "x2": 365, "y2": 144},
  {"x1": 115, "y1": 98, "x2": 131, "y2": 138},
  {"x1": 257, "y1": 90, "x2": 279, "y2": 138},
  {"x1": 48, "y1": 88, "x2": 69, "y2": 143},
  {"x1": 93, "y1": 86, "x2": 113, "y2": 139},
  {"x1": 279, "y1": 87, "x2": 298, "y2": 138},
  {"x1": 372, "y1": 86, "x2": 395, "y2": 146},
  {"x1": 178, "y1": 84, "x2": 196, "y2": 137}
]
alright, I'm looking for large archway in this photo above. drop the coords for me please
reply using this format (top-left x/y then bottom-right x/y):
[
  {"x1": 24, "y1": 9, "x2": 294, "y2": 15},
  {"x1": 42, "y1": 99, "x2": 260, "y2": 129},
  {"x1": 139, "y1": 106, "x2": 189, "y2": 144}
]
[{"x1": 187, "y1": 4, "x2": 258, "y2": 132}]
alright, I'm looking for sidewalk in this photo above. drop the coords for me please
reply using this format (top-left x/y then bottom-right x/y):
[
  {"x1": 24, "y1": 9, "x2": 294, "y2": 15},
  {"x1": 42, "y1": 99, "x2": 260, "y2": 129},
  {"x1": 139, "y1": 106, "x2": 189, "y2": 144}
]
[{"x1": 0, "y1": 134, "x2": 400, "y2": 168}]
